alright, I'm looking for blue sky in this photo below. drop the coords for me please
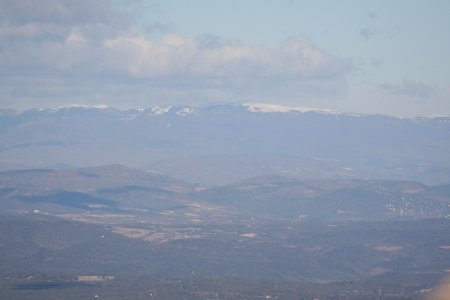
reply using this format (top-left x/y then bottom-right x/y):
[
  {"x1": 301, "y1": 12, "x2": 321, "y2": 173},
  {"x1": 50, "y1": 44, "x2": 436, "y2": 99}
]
[{"x1": 0, "y1": 0, "x2": 449, "y2": 116}]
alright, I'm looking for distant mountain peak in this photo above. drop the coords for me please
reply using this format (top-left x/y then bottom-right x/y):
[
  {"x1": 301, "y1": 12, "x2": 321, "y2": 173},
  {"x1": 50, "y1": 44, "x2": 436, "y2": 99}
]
[
  {"x1": 149, "y1": 106, "x2": 172, "y2": 115},
  {"x1": 176, "y1": 106, "x2": 196, "y2": 116}
]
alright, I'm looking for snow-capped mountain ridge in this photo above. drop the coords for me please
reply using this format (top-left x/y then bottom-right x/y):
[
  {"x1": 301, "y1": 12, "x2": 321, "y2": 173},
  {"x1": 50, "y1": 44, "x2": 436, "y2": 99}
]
[
  {"x1": 243, "y1": 103, "x2": 338, "y2": 114},
  {"x1": 2, "y1": 104, "x2": 449, "y2": 119},
  {"x1": 1, "y1": 103, "x2": 450, "y2": 185}
]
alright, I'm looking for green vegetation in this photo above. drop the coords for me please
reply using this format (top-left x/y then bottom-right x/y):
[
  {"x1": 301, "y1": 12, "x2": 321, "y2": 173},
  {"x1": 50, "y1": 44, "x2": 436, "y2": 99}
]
[{"x1": 1, "y1": 167, "x2": 449, "y2": 299}]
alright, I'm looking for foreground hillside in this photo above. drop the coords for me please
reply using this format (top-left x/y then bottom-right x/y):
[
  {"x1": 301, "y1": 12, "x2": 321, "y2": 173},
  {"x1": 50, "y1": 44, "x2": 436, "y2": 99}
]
[
  {"x1": 1, "y1": 166, "x2": 450, "y2": 222},
  {"x1": 1, "y1": 166, "x2": 450, "y2": 298}
]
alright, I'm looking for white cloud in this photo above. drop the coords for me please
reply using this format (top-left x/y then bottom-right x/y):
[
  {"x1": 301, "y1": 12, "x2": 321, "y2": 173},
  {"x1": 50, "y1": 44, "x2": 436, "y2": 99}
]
[
  {"x1": 100, "y1": 33, "x2": 348, "y2": 80},
  {"x1": 0, "y1": 29, "x2": 350, "y2": 105},
  {"x1": 0, "y1": 0, "x2": 351, "y2": 109}
]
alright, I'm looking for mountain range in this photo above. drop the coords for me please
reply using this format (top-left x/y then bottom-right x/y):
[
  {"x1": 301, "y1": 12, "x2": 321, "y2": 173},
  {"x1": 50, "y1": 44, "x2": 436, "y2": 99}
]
[{"x1": 1, "y1": 103, "x2": 450, "y2": 185}]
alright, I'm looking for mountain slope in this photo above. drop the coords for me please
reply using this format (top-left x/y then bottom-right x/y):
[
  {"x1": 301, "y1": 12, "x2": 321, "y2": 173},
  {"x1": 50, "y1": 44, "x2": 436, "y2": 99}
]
[
  {"x1": 1, "y1": 166, "x2": 449, "y2": 222},
  {"x1": 197, "y1": 176, "x2": 450, "y2": 220},
  {"x1": 1, "y1": 105, "x2": 449, "y2": 184}
]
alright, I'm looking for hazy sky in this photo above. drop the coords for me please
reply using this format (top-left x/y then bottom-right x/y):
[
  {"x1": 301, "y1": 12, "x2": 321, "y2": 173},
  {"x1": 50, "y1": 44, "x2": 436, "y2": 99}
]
[{"x1": 0, "y1": 0, "x2": 449, "y2": 116}]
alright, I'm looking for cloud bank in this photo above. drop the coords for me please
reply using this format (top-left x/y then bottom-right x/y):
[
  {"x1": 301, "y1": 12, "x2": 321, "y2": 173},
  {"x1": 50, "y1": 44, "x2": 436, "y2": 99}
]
[{"x1": 0, "y1": 0, "x2": 351, "y2": 109}]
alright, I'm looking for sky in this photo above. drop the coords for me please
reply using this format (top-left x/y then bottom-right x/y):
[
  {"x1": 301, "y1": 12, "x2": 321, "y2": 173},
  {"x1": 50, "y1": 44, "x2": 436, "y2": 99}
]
[{"x1": 0, "y1": 0, "x2": 449, "y2": 116}]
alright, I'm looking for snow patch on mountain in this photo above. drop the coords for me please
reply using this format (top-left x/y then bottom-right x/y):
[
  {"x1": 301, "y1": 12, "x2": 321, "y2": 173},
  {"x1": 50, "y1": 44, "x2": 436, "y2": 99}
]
[
  {"x1": 243, "y1": 103, "x2": 336, "y2": 114},
  {"x1": 55, "y1": 104, "x2": 110, "y2": 110},
  {"x1": 150, "y1": 106, "x2": 172, "y2": 115},
  {"x1": 176, "y1": 107, "x2": 196, "y2": 116}
]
